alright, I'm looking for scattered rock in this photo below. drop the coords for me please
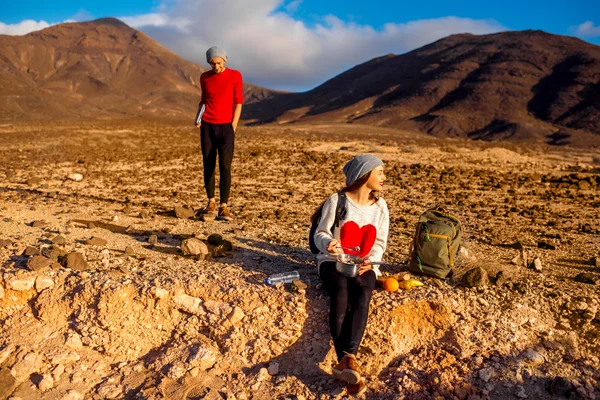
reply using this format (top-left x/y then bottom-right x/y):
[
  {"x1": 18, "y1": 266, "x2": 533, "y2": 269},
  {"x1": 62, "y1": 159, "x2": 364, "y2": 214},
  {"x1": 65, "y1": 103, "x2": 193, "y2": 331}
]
[
  {"x1": 0, "y1": 239, "x2": 12, "y2": 248},
  {"x1": 530, "y1": 257, "x2": 543, "y2": 272},
  {"x1": 42, "y1": 247, "x2": 67, "y2": 261},
  {"x1": 26, "y1": 255, "x2": 53, "y2": 272},
  {"x1": 267, "y1": 361, "x2": 280, "y2": 376},
  {"x1": 0, "y1": 285, "x2": 4, "y2": 299},
  {"x1": 515, "y1": 385, "x2": 528, "y2": 398},
  {"x1": 26, "y1": 177, "x2": 41, "y2": 186},
  {"x1": 31, "y1": 220, "x2": 48, "y2": 228},
  {"x1": 574, "y1": 273, "x2": 600, "y2": 285},
  {"x1": 461, "y1": 267, "x2": 489, "y2": 288},
  {"x1": 227, "y1": 307, "x2": 245, "y2": 325},
  {"x1": 85, "y1": 237, "x2": 108, "y2": 246},
  {"x1": 35, "y1": 276, "x2": 54, "y2": 292},
  {"x1": 207, "y1": 234, "x2": 223, "y2": 246},
  {"x1": 188, "y1": 344, "x2": 217, "y2": 371},
  {"x1": 174, "y1": 206, "x2": 195, "y2": 219},
  {"x1": 523, "y1": 349, "x2": 545, "y2": 364},
  {"x1": 67, "y1": 173, "x2": 84, "y2": 182},
  {"x1": 590, "y1": 257, "x2": 599, "y2": 268},
  {"x1": 292, "y1": 279, "x2": 308, "y2": 290},
  {"x1": 22, "y1": 246, "x2": 40, "y2": 256},
  {"x1": 204, "y1": 300, "x2": 232, "y2": 316},
  {"x1": 181, "y1": 238, "x2": 209, "y2": 257},
  {"x1": 51, "y1": 235, "x2": 68, "y2": 246},
  {"x1": 150, "y1": 286, "x2": 169, "y2": 299},
  {"x1": 96, "y1": 383, "x2": 122, "y2": 399},
  {"x1": 479, "y1": 368, "x2": 493, "y2": 382},
  {"x1": 65, "y1": 333, "x2": 83, "y2": 350},
  {"x1": 10, "y1": 351, "x2": 43, "y2": 382},
  {"x1": 87, "y1": 222, "x2": 96, "y2": 229},
  {"x1": 148, "y1": 234, "x2": 158, "y2": 245},
  {"x1": 61, "y1": 252, "x2": 88, "y2": 271},
  {"x1": 37, "y1": 374, "x2": 54, "y2": 391},
  {"x1": 7, "y1": 276, "x2": 36, "y2": 291},
  {"x1": 173, "y1": 294, "x2": 205, "y2": 316}
]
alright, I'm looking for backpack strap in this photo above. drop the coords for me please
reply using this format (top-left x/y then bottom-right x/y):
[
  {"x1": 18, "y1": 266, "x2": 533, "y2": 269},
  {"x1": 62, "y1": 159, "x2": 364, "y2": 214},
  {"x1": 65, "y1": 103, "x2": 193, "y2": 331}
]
[{"x1": 333, "y1": 191, "x2": 347, "y2": 230}]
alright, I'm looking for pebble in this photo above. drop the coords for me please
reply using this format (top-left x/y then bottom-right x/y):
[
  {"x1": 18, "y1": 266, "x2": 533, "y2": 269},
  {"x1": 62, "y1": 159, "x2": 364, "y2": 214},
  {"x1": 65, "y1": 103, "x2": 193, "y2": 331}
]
[
  {"x1": 267, "y1": 361, "x2": 280, "y2": 376},
  {"x1": 148, "y1": 234, "x2": 158, "y2": 245},
  {"x1": 0, "y1": 285, "x2": 4, "y2": 299},
  {"x1": 227, "y1": 307, "x2": 245, "y2": 325},
  {"x1": 173, "y1": 293, "x2": 205, "y2": 316},
  {"x1": 0, "y1": 239, "x2": 12, "y2": 248},
  {"x1": 188, "y1": 345, "x2": 217, "y2": 371},
  {"x1": 61, "y1": 390, "x2": 83, "y2": 400},
  {"x1": 67, "y1": 173, "x2": 83, "y2": 182},
  {"x1": 479, "y1": 368, "x2": 493, "y2": 382},
  {"x1": 530, "y1": 257, "x2": 543, "y2": 272},
  {"x1": 515, "y1": 385, "x2": 528, "y2": 398}
]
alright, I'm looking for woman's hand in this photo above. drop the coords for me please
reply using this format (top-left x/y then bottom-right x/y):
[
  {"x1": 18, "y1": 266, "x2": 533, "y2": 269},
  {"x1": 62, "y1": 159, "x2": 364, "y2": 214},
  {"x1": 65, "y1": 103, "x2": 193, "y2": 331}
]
[
  {"x1": 327, "y1": 240, "x2": 340, "y2": 254},
  {"x1": 358, "y1": 258, "x2": 373, "y2": 276}
]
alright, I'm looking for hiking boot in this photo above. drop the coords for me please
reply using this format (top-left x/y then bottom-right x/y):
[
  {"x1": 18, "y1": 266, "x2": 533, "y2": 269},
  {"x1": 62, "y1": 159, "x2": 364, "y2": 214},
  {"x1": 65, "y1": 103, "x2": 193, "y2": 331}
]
[
  {"x1": 346, "y1": 379, "x2": 367, "y2": 396},
  {"x1": 332, "y1": 354, "x2": 361, "y2": 384},
  {"x1": 203, "y1": 200, "x2": 217, "y2": 215},
  {"x1": 216, "y1": 205, "x2": 233, "y2": 221}
]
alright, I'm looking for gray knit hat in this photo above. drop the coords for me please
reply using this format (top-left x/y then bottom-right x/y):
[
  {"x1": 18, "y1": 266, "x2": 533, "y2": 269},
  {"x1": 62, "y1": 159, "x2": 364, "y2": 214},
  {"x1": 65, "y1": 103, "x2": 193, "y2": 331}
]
[
  {"x1": 206, "y1": 46, "x2": 228, "y2": 63},
  {"x1": 343, "y1": 154, "x2": 383, "y2": 187}
]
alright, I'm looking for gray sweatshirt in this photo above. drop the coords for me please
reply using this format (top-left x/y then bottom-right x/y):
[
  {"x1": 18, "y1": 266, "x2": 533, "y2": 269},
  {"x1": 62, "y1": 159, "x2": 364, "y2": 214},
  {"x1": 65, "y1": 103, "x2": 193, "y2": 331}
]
[{"x1": 314, "y1": 193, "x2": 389, "y2": 276}]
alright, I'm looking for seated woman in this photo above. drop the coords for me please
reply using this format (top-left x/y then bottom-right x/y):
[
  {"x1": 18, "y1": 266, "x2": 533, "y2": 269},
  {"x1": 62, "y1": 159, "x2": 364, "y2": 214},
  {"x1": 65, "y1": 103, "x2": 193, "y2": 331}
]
[{"x1": 312, "y1": 154, "x2": 389, "y2": 396}]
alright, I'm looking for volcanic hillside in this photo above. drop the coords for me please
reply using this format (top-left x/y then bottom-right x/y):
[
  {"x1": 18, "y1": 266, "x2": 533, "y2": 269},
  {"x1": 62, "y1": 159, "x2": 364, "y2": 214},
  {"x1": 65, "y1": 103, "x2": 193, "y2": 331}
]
[
  {"x1": 0, "y1": 18, "x2": 276, "y2": 120},
  {"x1": 245, "y1": 30, "x2": 600, "y2": 144}
]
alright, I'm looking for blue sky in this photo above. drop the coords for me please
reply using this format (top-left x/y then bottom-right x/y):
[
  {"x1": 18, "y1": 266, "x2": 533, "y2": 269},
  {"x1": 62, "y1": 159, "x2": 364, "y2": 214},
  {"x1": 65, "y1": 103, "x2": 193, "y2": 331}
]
[{"x1": 1, "y1": 0, "x2": 599, "y2": 91}]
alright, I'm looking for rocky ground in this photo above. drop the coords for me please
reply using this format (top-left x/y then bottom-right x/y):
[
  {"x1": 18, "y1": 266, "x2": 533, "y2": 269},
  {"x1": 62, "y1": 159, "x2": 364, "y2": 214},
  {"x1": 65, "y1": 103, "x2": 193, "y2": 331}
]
[{"x1": 0, "y1": 120, "x2": 599, "y2": 400}]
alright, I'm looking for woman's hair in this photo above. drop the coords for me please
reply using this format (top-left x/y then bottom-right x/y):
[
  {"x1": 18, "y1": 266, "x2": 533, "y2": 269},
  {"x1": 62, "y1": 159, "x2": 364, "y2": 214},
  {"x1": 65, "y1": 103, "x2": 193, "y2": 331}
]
[{"x1": 310, "y1": 170, "x2": 380, "y2": 223}]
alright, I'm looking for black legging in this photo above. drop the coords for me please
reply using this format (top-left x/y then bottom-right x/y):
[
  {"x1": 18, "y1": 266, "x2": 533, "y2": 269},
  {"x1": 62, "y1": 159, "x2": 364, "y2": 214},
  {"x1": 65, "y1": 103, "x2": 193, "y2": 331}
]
[
  {"x1": 200, "y1": 121, "x2": 235, "y2": 204},
  {"x1": 319, "y1": 261, "x2": 377, "y2": 361}
]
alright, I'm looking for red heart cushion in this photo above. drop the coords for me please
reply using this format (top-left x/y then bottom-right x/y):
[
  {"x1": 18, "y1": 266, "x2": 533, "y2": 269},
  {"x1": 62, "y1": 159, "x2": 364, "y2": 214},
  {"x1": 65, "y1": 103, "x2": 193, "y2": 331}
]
[{"x1": 340, "y1": 221, "x2": 377, "y2": 258}]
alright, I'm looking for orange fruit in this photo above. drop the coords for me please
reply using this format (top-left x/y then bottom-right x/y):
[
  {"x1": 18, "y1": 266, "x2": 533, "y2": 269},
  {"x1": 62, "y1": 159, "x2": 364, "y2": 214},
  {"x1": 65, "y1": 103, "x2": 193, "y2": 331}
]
[{"x1": 382, "y1": 277, "x2": 399, "y2": 293}]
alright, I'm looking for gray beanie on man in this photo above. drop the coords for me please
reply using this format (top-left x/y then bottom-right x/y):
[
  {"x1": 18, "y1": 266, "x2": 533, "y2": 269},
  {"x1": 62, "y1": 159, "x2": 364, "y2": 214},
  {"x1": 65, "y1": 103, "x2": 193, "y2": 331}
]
[
  {"x1": 206, "y1": 46, "x2": 228, "y2": 63},
  {"x1": 343, "y1": 154, "x2": 384, "y2": 187}
]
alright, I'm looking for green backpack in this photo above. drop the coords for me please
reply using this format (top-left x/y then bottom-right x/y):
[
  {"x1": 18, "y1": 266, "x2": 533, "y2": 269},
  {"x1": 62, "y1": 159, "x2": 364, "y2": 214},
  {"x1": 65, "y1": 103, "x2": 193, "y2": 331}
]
[{"x1": 409, "y1": 208, "x2": 462, "y2": 279}]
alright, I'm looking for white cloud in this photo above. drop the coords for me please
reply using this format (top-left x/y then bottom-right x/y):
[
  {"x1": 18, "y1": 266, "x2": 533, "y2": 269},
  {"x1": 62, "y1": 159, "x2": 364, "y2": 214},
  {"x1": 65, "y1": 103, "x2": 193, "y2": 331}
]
[
  {"x1": 118, "y1": 13, "x2": 191, "y2": 31},
  {"x1": 573, "y1": 21, "x2": 600, "y2": 37},
  {"x1": 0, "y1": 0, "x2": 506, "y2": 90},
  {"x1": 0, "y1": 20, "x2": 51, "y2": 36},
  {"x1": 124, "y1": 0, "x2": 505, "y2": 91}
]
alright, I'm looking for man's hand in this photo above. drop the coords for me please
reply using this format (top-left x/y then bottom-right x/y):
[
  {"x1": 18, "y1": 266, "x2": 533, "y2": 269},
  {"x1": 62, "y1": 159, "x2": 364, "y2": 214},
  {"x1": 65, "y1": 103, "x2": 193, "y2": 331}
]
[
  {"x1": 232, "y1": 122, "x2": 238, "y2": 133},
  {"x1": 195, "y1": 123, "x2": 200, "y2": 128}
]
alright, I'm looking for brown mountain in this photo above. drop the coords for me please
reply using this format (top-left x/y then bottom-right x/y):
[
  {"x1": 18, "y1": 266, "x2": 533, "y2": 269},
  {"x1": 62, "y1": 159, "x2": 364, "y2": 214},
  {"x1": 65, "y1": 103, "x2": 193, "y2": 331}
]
[
  {"x1": 245, "y1": 30, "x2": 600, "y2": 144},
  {"x1": 0, "y1": 18, "x2": 277, "y2": 120}
]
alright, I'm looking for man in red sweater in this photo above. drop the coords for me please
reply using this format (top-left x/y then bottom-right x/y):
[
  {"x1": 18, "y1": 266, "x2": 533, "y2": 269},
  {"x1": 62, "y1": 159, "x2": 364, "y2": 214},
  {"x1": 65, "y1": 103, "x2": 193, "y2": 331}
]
[{"x1": 195, "y1": 46, "x2": 244, "y2": 221}]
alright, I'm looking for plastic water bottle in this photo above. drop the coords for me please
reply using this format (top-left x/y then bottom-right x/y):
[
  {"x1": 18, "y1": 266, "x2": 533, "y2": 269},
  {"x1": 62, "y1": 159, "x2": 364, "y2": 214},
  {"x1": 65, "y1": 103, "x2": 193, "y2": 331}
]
[{"x1": 265, "y1": 271, "x2": 300, "y2": 285}]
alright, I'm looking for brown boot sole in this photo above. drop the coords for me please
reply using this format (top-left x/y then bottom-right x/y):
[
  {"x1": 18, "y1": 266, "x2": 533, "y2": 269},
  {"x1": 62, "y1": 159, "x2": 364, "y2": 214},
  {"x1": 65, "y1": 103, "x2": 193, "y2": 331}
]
[{"x1": 332, "y1": 368, "x2": 360, "y2": 385}]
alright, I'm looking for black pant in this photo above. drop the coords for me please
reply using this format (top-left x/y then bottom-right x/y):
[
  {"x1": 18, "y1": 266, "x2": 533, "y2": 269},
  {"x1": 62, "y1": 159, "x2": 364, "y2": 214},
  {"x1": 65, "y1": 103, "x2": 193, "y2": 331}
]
[
  {"x1": 319, "y1": 262, "x2": 376, "y2": 361},
  {"x1": 200, "y1": 121, "x2": 235, "y2": 204}
]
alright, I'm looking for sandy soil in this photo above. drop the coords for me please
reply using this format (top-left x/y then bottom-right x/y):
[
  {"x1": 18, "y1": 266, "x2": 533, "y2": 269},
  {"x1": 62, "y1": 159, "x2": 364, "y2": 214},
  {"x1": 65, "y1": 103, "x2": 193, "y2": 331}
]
[{"x1": 0, "y1": 120, "x2": 599, "y2": 400}]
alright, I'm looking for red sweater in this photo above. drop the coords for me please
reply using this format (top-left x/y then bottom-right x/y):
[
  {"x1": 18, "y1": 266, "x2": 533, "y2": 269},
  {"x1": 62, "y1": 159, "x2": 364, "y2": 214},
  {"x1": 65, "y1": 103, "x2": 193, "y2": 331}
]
[{"x1": 200, "y1": 68, "x2": 244, "y2": 124}]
